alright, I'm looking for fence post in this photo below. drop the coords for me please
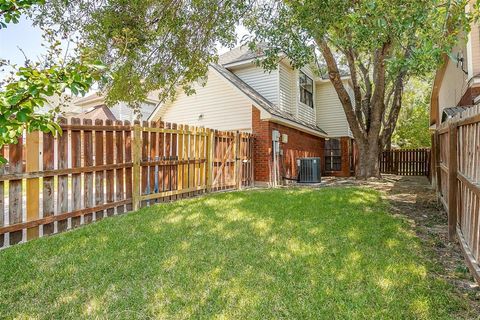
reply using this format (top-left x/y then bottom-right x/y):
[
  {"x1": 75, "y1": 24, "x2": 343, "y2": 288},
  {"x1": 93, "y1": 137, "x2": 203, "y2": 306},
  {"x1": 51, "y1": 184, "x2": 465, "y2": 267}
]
[
  {"x1": 132, "y1": 124, "x2": 142, "y2": 211},
  {"x1": 206, "y1": 129, "x2": 214, "y2": 192},
  {"x1": 434, "y1": 131, "x2": 441, "y2": 194},
  {"x1": 447, "y1": 122, "x2": 458, "y2": 240},
  {"x1": 26, "y1": 131, "x2": 40, "y2": 240},
  {"x1": 234, "y1": 131, "x2": 241, "y2": 190}
]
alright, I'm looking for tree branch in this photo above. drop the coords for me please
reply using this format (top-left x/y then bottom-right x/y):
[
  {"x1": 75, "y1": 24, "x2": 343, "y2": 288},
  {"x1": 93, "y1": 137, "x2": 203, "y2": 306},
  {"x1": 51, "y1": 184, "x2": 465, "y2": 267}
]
[
  {"x1": 344, "y1": 47, "x2": 366, "y2": 132},
  {"x1": 369, "y1": 40, "x2": 392, "y2": 141},
  {"x1": 381, "y1": 46, "x2": 412, "y2": 148},
  {"x1": 316, "y1": 37, "x2": 367, "y2": 142}
]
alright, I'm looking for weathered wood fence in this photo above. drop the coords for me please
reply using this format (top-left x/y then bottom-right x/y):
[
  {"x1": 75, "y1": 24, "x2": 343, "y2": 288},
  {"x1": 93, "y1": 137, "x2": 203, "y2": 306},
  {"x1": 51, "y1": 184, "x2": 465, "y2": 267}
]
[
  {"x1": 434, "y1": 106, "x2": 480, "y2": 283},
  {"x1": 379, "y1": 148, "x2": 431, "y2": 176},
  {"x1": 0, "y1": 119, "x2": 254, "y2": 248}
]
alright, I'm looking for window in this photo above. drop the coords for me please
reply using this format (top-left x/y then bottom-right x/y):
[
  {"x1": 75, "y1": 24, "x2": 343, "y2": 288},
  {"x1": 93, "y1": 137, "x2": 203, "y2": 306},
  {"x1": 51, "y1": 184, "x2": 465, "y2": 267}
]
[
  {"x1": 299, "y1": 71, "x2": 314, "y2": 108},
  {"x1": 325, "y1": 139, "x2": 342, "y2": 172}
]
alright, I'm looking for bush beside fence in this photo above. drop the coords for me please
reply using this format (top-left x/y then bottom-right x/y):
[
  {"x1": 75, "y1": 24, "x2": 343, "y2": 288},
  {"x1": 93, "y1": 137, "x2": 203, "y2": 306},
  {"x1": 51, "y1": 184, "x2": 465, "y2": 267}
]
[{"x1": 0, "y1": 119, "x2": 254, "y2": 249}]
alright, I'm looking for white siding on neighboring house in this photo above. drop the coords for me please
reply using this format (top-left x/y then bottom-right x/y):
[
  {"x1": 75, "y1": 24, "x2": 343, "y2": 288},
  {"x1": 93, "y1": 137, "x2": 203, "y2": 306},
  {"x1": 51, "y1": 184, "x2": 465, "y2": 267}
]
[
  {"x1": 152, "y1": 69, "x2": 252, "y2": 131},
  {"x1": 296, "y1": 66, "x2": 316, "y2": 125},
  {"x1": 231, "y1": 64, "x2": 279, "y2": 105},
  {"x1": 315, "y1": 81, "x2": 351, "y2": 137},
  {"x1": 278, "y1": 62, "x2": 296, "y2": 114}
]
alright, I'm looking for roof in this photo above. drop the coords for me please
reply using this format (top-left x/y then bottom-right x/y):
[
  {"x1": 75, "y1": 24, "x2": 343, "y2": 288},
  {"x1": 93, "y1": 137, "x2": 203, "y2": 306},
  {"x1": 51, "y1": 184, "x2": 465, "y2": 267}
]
[
  {"x1": 441, "y1": 105, "x2": 473, "y2": 122},
  {"x1": 219, "y1": 45, "x2": 349, "y2": 80},
  {"x1": 218, "y1": 45, "x2": 265, "y2": 65},
  {"x1": 65, "y1": 105, "x2": 117, "y2": 122},
  {"x1": 74, "y1": 91, "x2": 161, "y2": 107},
  {"x1": 210, "y1": 63, "x2": 327, "y2": 135}
]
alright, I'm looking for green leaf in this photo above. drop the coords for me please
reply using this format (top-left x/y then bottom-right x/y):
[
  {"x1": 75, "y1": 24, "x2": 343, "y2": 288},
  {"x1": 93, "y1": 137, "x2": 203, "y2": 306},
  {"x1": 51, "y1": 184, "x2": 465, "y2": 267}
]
[{"x1": 16, "y1": 110, "x2": 28, "y2": 122}]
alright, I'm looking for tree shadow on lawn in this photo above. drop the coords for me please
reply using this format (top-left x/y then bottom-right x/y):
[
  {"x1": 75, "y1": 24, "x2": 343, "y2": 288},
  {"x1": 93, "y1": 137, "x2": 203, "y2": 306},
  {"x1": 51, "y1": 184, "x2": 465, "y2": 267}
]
[{"x1": 0, "y1": 187, "x2": 472, "y2": 319}]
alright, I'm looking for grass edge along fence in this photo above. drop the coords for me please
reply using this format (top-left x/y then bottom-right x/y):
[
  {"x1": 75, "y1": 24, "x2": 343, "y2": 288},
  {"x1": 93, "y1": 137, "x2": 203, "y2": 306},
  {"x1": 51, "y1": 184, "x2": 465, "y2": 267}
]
[
  {"x1": 0, "y1": 118, "x2": 254, "y2": 249},
  {"x1": 434, "y1": 105, "x2": 480, "y2": 283}
]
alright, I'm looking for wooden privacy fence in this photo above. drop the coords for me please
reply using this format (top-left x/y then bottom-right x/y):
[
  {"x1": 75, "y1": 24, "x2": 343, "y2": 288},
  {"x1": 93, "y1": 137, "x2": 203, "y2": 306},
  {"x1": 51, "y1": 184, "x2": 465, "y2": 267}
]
[
  {"x1": 0, "y1": 119, "x2": 254, "y2": 248},
  {"x1": 379, "y1": 148, "x2": 431, "y2": 176},
  {"x1": 434, "y1": 105, "x2": 480, "y2": 283}
]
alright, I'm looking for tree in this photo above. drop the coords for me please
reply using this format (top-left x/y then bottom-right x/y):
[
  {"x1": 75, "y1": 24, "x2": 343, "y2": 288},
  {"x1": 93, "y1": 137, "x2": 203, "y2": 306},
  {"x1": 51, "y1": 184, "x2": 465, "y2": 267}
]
[
  {"x1": 0, "y1": 0, "x2": 104, "y2": 162},
  {"x1": 392, "y1": 78, "x2": 431, "y2": 149},
  {"x1": 243, "y1": 0, "x2": 475, "y2": 178},
  {"x1": 34, "y1": 0, "x2": 251, "y2": 108},
  {"x1": 0, "y1": 0, "x2": 42, "y2": 28}
]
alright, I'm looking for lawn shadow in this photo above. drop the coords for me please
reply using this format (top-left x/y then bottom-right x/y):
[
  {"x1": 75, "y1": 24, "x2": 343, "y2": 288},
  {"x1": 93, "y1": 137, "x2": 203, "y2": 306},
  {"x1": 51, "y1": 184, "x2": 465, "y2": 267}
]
[{"x1": 0, "y1": 187, "x2": 470, "y2": 319}]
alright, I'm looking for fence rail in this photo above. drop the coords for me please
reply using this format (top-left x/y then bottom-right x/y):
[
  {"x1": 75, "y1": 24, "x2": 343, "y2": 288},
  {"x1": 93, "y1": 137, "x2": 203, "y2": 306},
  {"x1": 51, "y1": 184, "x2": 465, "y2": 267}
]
[
  {"x1": 379, "y1": 148, "x2": 431, "y2": 176},
  {"x1": 434, "y1": 105, "x2": 480, "y2": 283},
  {"x1": 0, "y1": 118, "x2": 254, "y2": 249}
]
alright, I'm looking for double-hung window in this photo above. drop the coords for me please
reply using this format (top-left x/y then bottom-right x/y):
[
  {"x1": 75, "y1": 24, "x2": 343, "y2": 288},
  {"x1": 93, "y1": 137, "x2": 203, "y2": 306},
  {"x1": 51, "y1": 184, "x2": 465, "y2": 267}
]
[
  {"x1": 299, "y1": 71, "x2": 314, "y2": 108},
  {"x1": 325, "y1": 138, "x2": 342, "y2": 172}
]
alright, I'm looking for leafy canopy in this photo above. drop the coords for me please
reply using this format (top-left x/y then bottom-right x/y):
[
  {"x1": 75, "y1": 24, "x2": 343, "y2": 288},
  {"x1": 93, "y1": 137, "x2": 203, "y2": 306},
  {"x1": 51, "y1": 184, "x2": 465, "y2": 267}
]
[
  {"x1": 243, "y1": 0, "x2": 475, "y2": 177},
  {"x1": 392, "y1": 78, "x2": 432, "y2": 148},
  {"x1": 0, "y1": 1, "x2": 104, "y2": 162},
  {"x1": 35, "y1": 0, "x2": 251, "y2": 107},
  {"x1": 0, "y1": 0, "x2": 44, "y2": 28}
]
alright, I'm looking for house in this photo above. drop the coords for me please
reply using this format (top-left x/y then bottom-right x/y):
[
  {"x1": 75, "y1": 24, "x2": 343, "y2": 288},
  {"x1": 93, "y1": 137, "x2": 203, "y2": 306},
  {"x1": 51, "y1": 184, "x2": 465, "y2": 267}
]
[
  {"x1": 149, "y1": 46, "x2": 355, "y2": 185},
  {"x1": 64, "y1": 91, "x2": 159, "y2": 122},
  {"x1": 430, "y1": 0, "x2": 480, "y2": 186},
  {"x1": 430, "y1": 0, "x2": 480, "y2": 126}
]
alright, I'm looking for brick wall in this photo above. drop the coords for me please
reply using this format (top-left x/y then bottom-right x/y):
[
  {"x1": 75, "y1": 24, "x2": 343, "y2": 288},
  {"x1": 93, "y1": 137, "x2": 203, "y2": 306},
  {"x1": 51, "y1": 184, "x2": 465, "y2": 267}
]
[{"x1": 252, "y1": 106, "x2": 325, "y2": 183}]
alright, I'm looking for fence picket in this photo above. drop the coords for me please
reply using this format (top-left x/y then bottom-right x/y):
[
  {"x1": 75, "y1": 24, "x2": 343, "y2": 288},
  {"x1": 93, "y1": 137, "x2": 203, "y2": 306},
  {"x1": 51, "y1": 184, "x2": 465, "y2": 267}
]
[
  {"x1": 71, "y1": 118, "x2": 82, "y2": 228},
  {"x1": 115, "y1": 120, "x2": 125, "y2": 214},
  {"x1": 105, "y1": 120, "x2": 115, "y2": 216},
  {"x1": 0, "y1": 120, "x2": 254, "y2": 248},
  {"x1": 95, "y1": 119, "x2": 105, "y2": 220},
  {"x1": 9, "y1": 137, "x2": 23, "y2": 244},
  {"x1": 124, "y1": 121, "x2": 133, "y2": 211},
  {"x1": 26, "y1": 131, "x2": 40, "y2": 240},
  {"x1": 0, "y1": 147, "x2": 4, "y2": 247},
  {"x1": 42, "y1": 131, "x2": 54, "y2": 235},
  {"x1": 84, "y1": 119, "x2": 94, "y2": 223},
  {"x1": 57, "y1": 117, "x2": 69, "y2": 232}
]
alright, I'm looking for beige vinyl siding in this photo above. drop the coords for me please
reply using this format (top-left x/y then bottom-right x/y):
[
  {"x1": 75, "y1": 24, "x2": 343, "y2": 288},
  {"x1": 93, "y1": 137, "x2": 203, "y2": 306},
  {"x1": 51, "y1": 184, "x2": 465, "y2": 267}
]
[
  {"x1": 296, "y1": 66, "x2": 316, "y2": 125},
  {"x1": 232, "y1": 64, "x2": 279, "y2": 105},
  {"x1": 315, "y1": 81, "x2": 351, "y2": 137},
  {"x1": 154, "y1": 69, "x2": 252, "y2": 131},
  {"x1": 439, "y1": 51, "x2": 468, "y2": 114},
  {"x1": 278, "y1": 62, "x2": 316, "y2": 125},
  {"x1": 279, "y1": 62, "x2": 296, "y2": 114}
]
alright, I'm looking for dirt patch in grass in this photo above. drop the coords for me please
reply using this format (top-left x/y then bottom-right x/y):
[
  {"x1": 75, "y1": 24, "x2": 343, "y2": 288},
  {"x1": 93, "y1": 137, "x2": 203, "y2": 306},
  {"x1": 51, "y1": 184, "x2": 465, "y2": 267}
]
[{"x1": 322, "y1": 175, "x2": 480, "y2": 315}]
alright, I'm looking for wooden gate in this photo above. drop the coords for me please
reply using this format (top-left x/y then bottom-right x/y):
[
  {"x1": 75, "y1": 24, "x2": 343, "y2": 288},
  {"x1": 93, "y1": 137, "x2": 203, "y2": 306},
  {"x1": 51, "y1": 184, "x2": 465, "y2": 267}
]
[{"x1": 379, "y1": 148, "x2": 431, "y2": 176}]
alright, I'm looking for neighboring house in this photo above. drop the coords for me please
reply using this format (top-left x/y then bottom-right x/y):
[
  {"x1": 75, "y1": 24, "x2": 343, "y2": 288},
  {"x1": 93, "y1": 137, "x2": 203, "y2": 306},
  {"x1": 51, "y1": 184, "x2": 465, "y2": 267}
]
[
  {"x1": 430, "y1": 0, "x2": 480, "y2": 126},
  {"x1": 149, "y1": 46, "x2": 355, "y2": 185},
  {"x1": 65, "y1": 91, "x2": 159, "y2": 122},
  {"x1": 430, "y1": 0, "x2": 480, "y2": 187}
]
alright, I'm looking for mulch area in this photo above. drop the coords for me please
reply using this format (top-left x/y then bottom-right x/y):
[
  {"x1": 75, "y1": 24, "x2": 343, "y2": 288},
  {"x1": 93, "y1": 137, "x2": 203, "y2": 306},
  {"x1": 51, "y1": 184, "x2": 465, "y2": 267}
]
[{"x1": 320, "y1": 174, "x2": 480, "y2": 313}]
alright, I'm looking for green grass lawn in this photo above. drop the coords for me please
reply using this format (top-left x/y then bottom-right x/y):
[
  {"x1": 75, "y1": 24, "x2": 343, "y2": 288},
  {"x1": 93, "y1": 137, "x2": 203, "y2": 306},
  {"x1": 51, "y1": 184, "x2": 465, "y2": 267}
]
[{"x1": 0, "y1": 188, "x2": 472, "y2": 319}]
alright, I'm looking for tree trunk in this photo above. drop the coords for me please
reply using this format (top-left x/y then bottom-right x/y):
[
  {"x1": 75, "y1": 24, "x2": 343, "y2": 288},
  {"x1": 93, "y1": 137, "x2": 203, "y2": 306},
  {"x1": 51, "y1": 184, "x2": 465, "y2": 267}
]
[
  {"x1": 355, "y1": 141, "x2": 381, "y2": 179},
  {"x1": 384, "y1": 134, "x2": 392, "y2": 151}
]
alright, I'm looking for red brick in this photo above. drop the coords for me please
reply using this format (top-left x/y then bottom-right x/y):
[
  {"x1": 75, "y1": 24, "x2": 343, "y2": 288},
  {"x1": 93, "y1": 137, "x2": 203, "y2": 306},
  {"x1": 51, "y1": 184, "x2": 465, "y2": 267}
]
[{"x1": 251, "y1": 106, "x2": 325, "y2": 183}]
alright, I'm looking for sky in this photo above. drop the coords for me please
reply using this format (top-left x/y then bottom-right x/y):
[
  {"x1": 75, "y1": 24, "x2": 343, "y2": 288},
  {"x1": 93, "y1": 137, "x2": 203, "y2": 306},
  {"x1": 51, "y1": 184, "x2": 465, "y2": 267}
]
[
  {"x1": 0, "y1": 17, "x2": 45, "y2": 66},
  {"x1": 0, "y1": 18, "x2": 249, "y2": 69}
]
